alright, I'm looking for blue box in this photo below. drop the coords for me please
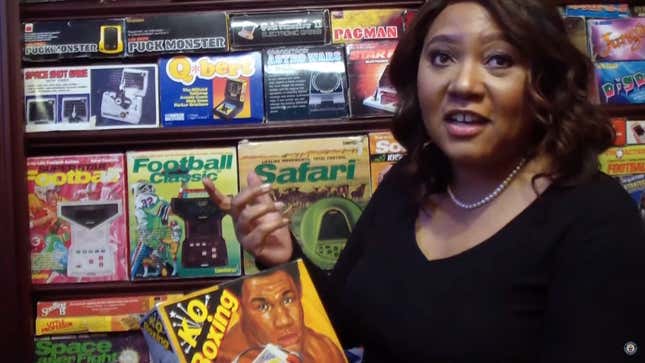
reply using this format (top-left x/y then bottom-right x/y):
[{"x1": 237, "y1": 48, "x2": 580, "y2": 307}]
[
  {"x1": 159, "y1": 52, "x2": 264, "y2": 127},
  {"x1": 596, "y1": 61, "x2": 645, "y2": 105}
]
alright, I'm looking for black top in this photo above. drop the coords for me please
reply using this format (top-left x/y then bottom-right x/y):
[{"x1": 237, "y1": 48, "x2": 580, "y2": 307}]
[{"x1": 301, "y1": 159, "x2": 645, "y2": 363}]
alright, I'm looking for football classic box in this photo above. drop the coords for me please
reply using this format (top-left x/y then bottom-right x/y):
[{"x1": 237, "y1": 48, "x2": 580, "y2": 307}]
[
  {"x1": 238, "y1": 136, "x2": 371, "y2": 273},
  {"x1": 142, "y1": 260, "x2": 347, "y2": 363},
  {"x1": 126, "y1": 12, "x2": 228, "y2": 56},
  {"x1": 159, "y1": 52, "x2": 264, "y2": 126},
  {"x1": 263, "y1": 45, "x2": 348, "y2": 122},
  {"x1": 24, "y1": 64, "x2": 159, "y2": 132},
  {"x1": 27, "y1": 153, "x2": 129, "y2": 285},
  {"x1": 127, "y1": 148, "x2": 241, "y2": 280},
  {"x1": 23, "y1": 18, "x2": 126, "y2": 61}
]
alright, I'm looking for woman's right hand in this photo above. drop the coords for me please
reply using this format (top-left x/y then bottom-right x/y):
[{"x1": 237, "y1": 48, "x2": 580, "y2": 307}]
[{"x1": 202, "y1": 171, "x2": 294, "y2": 268}]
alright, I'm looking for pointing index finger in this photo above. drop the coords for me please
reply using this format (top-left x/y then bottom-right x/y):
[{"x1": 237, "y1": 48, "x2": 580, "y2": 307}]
[{"x1": 202, "y1": 177, "x2": 232, "y2": 213}]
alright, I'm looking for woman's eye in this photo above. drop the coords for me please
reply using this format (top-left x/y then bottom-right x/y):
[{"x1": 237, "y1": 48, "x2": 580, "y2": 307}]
[
  {"x1": 487, "y1": 54, "x2": 514, "y2": 68},
  {"x1": 430, "y1": 51, "x2": 452, "y2": 66}
]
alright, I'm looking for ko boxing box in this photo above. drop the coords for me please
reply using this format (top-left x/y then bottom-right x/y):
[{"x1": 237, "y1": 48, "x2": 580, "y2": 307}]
[
  {"x1": 23, "y1": 18, "x2": 125, "y2": 61},
  {"x1": 263, "y1": 45, "x2": 349, "y2": 122},
  {"x1": 126, "y1": 12, "x2": 228, "y2": 56},
  {"x1": 24, "y1": 64, "x2": 159, "y2": 132},
  {"x1": 159, "y1": 52, "x2": 264, "y2": 126}
]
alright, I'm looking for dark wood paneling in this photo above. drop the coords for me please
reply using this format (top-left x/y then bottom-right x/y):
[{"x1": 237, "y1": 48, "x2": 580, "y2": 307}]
[{"x1": 0, "y1": 0, "x2": 32, "y2": 358}]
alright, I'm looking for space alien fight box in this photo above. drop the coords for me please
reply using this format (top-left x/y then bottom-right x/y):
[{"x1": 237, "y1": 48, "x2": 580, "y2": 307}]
[
  {"x1": 23, "y1": 18, "x2": 126, "y2": 61},
  {"x1": 126, "y1": 12, "x2": 228, "y2": 56},
  {"x1": 159, "y1": 52, "x2": 264, "y2": 126},
  {"x1": 143, "y1": 259, "x2": 347, "y2": 363},
  {"x1": 263, "y1": 45, "x2": 348, "y2": 122}
]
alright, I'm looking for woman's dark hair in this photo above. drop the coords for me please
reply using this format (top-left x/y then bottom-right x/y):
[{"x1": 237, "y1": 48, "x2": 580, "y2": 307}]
[{"x1": 390, "y1": 0, "x2": 614, "y2": 197}]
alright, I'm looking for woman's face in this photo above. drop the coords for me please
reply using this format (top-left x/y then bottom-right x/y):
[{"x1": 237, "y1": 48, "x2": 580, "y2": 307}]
[{"x1": 417, "y1": 1, "x2": 533, "y2": 168}]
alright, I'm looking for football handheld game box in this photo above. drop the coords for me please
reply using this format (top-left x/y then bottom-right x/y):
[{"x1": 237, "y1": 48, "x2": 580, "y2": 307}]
[
  {"x1": 23, "y1": 18, "x2": 126, "y2": 61},
  {"x1": 24, "y1": 64, "x2": 159, "y2": 132},
  {"x1": 238, "y1": 135, "x2": 371, "y2": 273},
  {"x1": 159, "y1": 52, "x2": 264, "y2": 126},
  {"x1": 599, "y1": 145, "x2": 645, "y2": 176},
  {"x1": 127, "y1": 148, "x2": 241, "y2": 280},
  {"x1": 141, "y1": 260, "x2": 347, "y2": 363},
  {"x1": 27, "y1": 154, "x2": 128, "y2": 284}
]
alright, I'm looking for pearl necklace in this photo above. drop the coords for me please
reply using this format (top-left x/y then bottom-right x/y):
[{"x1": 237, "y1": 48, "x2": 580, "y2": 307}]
[{"x1": 446, "y1": 158, "x2": 526, "y2": 210}]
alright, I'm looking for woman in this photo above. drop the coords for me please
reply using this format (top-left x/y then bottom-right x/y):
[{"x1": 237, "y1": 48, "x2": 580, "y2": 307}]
[{"x1": 205, "y1": 1, "x2": 645, "y2": 361}]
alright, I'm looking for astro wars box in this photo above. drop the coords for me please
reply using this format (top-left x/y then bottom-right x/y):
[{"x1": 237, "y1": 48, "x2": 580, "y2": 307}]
[
  {"x1": 159, "y1": 52, "x2": 264, "y2": 126},
  {"x1": 24, "y1": 64, "x2": 159, "y2": 132},
  {"x1": 263, "y1": 45, "x2": 348, "y2": 122},
  {"x1": 126, "y1": 12, "x2": 228, "y2": 56},
  {"x1": 595, "y1": 61, "x2": 645, "y2": 105},
  {"x1": 142, "y1": 260, "x2": 347, "y2": 363},
  {"x1": 27, "y1": 154, "x2": 128, "y2": 285},
  {"x1": 23, "y1": 18, "x2": 126, "y2": 61},
  {"x1": 127, "y1": 148, "x2": 241, "y2": 280},
  {"x1": 238, "y1": 136, "x2": 371, "y2": 273}
]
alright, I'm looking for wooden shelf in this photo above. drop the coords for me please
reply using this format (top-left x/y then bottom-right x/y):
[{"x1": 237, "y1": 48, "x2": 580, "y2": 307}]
[
  {"x1": 31, "y1": 277, "x2": 226, "y2": 300},
  {"x1": 21, "y1": 0, "x2": 424, "y2": 20},
  {"x1": 25, "y1": 118, "x2": 392, "y2": 154}
]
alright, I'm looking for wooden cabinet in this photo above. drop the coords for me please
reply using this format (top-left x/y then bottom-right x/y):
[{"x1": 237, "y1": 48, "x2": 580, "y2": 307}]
[{"x1": 3, "y1": 0, "x2": 645, "y2": 359}]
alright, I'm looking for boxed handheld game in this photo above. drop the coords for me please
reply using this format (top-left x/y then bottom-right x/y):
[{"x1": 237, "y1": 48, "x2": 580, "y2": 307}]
[
  {"x1": 229, "y1": 10, "x2": 329, "y2": 49},
  {"x1": 595, "y1": 61, "x2": 645, "y2": 105},
  {"x1": 599, "y1": 145, "x2": 645, "y2": 176},
  {"x1": 35, "y1": 295, "x2": 179, "y2": 336},
  {"x1": 141, "y1": 260, "x2": 347, "y2": 363},
  {"x1": 611, "y1": 117, "x2": 645, "y2": 145},
  {"x1": 126, "y1": 148, "x2": 241, "y2": 280},
  {"x1": 564, "y1": 4, "x2": 631, "y2": 18},
  {"x1": 368, "y1": 131, "x2": 405, "y2": 191},
  {"x1": 588, "y1": 18, "x2": 645, "y2": 62},
  {"x1": 238, "y1": 136, "x2": 371, "y2": 273},
  {"x1": 24, "y1": 64, "x2": 159, "y2": 132},
  {"x1": 34, "y1": 331, "x2": 151, "y2": 363},
  {"x1": 27, "y1": 154, "x2": 128, "y2": 285},
  {"x1": 126, "y1": 12, "x2": 228, "y2": 57},
  {"x1": 346, "y1": 40, "x2": 398, "y2": 118},
  {"x1": 331, "y1": 8, "x2": 411, "y2": 44},
  {"x1": 159, "y1": 52, "x2": 264, "y2": 126},
  {"x1": 23, "y1": 18, "x2": 125, "y2": 61},
  {"x1": 263, "y1": 45, "x2": 348, "y2": 122}
]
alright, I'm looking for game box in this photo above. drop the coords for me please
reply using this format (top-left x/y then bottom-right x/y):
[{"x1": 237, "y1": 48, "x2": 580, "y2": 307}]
[
  {"x1": 238, "y1": 136, "x2": 371, "y2": 273},
  {"x1": 127, "y1": 148, "x2": 241, "y2": 280},
  {"x1": 27, "y1": 153, "x2": 128, "y2": 284},
  {"x1": 595, "y1": 61, "x2": 645, "y2": 105},
  {"x1": 229, "y1": 10, "x2": 329, "y2": 49},
  {"x1": 159, "y1": 52, "x2": 264, "y2": 126},
  {"x1": 599, "y1": 145, "x2": 645, "y2": 176},
  {"x1": 263, "y1": 45, "x2": 348, "y2": 122},
  {"x1": 141, "y1": 260, "x2": 347, "y2": 363},
  {"x1": 564, "y1": 4, "x2": 631, "y2": 18},
  {"x1": 24, "y1": 64, "x2": 159, "y2": 132},
  {"x1": 126, "y1": 12, "x2": 228, "y2": 56},
  {"x1": 368, "y1": 131, "x2": 405, "y2": 192},
  {"x1": 330, "y1": 8, "x2": 412, "y2": 43},
  {"x1": 23, "y1": 18, "x2": 126, "y2": 61},
  {"x1": 34, "y1": 331, "x2": 151, "y2": 363},
  {"x1": 588, "y1": 18, "x2": 645, "y2": 62}
]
